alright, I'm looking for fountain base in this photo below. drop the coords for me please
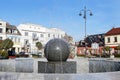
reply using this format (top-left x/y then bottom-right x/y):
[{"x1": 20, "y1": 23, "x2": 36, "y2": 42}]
[
  {"x1": 89, "y1": 58, "x2": 120, "y2": 73},
  {"x1": 38, "y1": 61, "x2": 76, "y2": 73}
]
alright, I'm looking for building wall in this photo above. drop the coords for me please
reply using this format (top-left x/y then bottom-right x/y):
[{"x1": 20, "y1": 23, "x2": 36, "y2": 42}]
[
  {"x1": 0, "y1": 20, "x2": 66, "y2": 54},
  {"x1": 7, "y1": 35, "x2": 22, "y2": 53},
  {"x1": 0, "y1": 20, "x2": 22, "y2": 54},
  {"x1": 105, "y1": 35, "x2": 120, "y2": 47},
  {"x1": 17, "y1": 23, "x2": 66, "y2": 54},
  {"x1": 77, "y1": 47, "x2": 102, "y2": 55},
  {"x1": 0, "y1": 20, "x2": 7, "y2": 40}
]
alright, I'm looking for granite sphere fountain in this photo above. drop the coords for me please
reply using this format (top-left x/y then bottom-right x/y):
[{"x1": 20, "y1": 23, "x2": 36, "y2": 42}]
[
  {"x1": 44, "y1": 38, "x2": 70, "y2": 61},
  {"x1": 38, "y1": 38, "x2": 76, "y2": 73}
]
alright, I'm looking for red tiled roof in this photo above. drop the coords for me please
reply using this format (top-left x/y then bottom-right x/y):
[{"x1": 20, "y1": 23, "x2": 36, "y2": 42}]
[{"x1": 105, "y1": 27, "x2": 120, "y2": 36}]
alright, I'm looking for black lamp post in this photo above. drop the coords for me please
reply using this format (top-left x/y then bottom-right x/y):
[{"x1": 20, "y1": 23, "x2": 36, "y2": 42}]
[{"x1": 79, "y1": 6, "x2": 93, "y2": 55}]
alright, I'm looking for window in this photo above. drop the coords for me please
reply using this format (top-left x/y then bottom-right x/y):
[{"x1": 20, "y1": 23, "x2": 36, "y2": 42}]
[
  {"x1": 7, "y1": 29, "x2": 11, "y2": 33},
  {"x1": 0, "y1": 28, "x2": 3, "y2": 33},
  {"x1": 32, "y1": 33, "x2": 37, "y2": 38},
  {"x1": 40, "y1": 34, "x2": 44, "y2": 38},
  {"x1": 18, "y1": 38, "x2": 20, "y2": 42},
  {"x1": 48, "y1": 34, "x2": 50, "y2": 37},
  {"x1": 18, "y1": 48, "x2": 20, "y2": 53},
  {"x1": 61, "y1": 35, "x2": 63, "y2": 38},
  {"x1": 25, "y1": 32, "x2": 28, "y2": 36},
  {"x1": 13, "y1": 30, "x2": 18, "y2": 34},
  {"x1": 11, "y1": 37, "x2": 13, "y2": 41},
  {"x1": 107, "y1": 37, "x2": 110, "y2": 43},
  {"x1": 53, "y1": 34, "x2": 55, "y2": 38},
  {"x1": 114, "y1": 37, "x2": 117, "y2": 42},
  {"x1": 0, "y1": 37, "x2": 2, "y2": 40},
  {"x1": 14, "y1": 37, "x2": 17, "y2": 42},
  {"x1": 24, "y1": 39, "x2": 29, "y2": 45}
]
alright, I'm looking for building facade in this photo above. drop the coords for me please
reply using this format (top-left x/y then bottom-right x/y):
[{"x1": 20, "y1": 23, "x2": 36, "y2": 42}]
[
  {"x1": 0, "y1": 20, "x2": 22, "y2": 53},
  {"x1": 17, "y1": 23, "x2": 66, "y2": 54},
  {"x1": 0, "y1": 20, "x2": 7, "y2": 40},
  {"x1": 0, "y1": 20, "x2": 66, "y2": 54},
  {"x1": 105, "y1": 27, "x2": 120, "y2": 50},
  {"x1": 77, "y1": 34, "x2": 105, "y2": 55}
]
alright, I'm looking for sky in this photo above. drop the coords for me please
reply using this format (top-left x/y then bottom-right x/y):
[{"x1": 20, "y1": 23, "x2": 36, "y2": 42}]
[{"x1": 0, "y1": 0, "x2": 120, "y2": 41}]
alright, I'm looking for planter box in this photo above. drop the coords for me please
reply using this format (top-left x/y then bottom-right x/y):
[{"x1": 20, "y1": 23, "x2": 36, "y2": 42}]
[{"x1": 9, "y1": 56, "x2": 16, "y2": 59}]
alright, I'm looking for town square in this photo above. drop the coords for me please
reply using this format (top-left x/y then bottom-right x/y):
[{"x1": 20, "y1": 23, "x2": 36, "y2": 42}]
[{"x1": 0, "y1": 0, "x2": 120, "y2": 80}]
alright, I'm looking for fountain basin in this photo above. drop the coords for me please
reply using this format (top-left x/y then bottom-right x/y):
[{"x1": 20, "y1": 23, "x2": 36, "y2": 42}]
[{"x1": 89, "y1": 58, "x2": 120, "y2": 73}]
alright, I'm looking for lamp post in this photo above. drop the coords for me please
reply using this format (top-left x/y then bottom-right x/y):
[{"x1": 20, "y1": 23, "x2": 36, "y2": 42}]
[{"x1": 79, "y1": 6, "x2": 93, "y2": 55}]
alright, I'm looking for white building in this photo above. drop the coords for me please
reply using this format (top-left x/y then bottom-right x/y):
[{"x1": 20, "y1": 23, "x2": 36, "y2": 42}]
[
  {"x1": 0, "y1": 19, "x2": 67, "y2": 54},
  {"x1": 0, "y1": 20, "x2": 7, "y2": 40},
  {"x1": 17, "y1": 23, "x2": 66, "y2": 54},
  {"x1": 0, "y1": 20, "x2": 22, "y2": 53}
]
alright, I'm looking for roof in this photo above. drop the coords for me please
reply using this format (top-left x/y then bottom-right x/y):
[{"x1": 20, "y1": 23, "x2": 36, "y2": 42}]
[
  {"x1": 6, "y1": 23, "x2": 21, "y2": 35},
  {"x1": 105, "y1": 27, "x2": 120, "y2": 36},
  {"x1": 78, "y1": 33, "x2": 105, "y2": 47}
]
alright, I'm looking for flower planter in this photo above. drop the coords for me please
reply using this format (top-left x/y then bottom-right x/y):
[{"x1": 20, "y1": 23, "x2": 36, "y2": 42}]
[{"x1": 9, "y1": 56, "x2": 16, "y2": 59}]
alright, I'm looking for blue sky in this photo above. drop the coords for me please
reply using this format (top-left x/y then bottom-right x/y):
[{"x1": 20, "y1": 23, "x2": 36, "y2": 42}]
[{"x1": 0, "y1": 0, "x2": 120, "y2": 41}]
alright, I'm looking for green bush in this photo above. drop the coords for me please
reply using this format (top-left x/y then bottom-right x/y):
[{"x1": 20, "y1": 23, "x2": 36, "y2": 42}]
[
  {"x1": 15, "y1": 54, "x2": 29, "y2": 58},
  {"x1": 23, "y1": 54, "x2": 29, "y2": 57},
  {"x1": 0, "y1": 50, "x2": 8, "y2": 59},
  {"x1": 114, "y1": 53, "x2": 120, "y2": 58},
  {"x1": 100, "y1": 53, "x2": 110, "y2": 58},
  {"x1": 0, "y1": 39, "x2": 13, "y2": 50},
  {"x1": 91, "y1": 53, "x2": 110, "y2": 58},
  {"x1": 32, "y1": 54, "x2": 39, "y2": 58},
  {"x1": 15, "y1": 54, "x2": 20, "y2": 58},
  {"x1": 77, "y1": 54, "x2": 86, "y2": 57},
  {"x1": 36, "y1": 42, "x2": 43, "y2": 50},
  {"x1": 92, "y1": 54, "x2": 100, "y2": 57}
]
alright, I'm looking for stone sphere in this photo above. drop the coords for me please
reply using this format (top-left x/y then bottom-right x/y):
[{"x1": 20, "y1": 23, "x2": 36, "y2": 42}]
[{"x1": 44, "y1": 38, "x2": 70, "y2": 61}]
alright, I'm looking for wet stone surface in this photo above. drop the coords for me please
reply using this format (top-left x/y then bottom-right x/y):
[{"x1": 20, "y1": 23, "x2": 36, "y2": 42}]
[
  {"x1": 89, "y1": 58, "x2": 120, "y2": 73},
  {"x1": 15, "y1": 58, "x2": 33, "y2": 72},
  {"x1": 38, "y1": 61, "x2": 76, "y2": 73}
]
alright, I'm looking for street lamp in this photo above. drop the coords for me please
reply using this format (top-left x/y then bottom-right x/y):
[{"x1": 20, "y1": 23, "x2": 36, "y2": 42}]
[{"x1": 79, "y1": 6, "x2": 93, "y2": 55}]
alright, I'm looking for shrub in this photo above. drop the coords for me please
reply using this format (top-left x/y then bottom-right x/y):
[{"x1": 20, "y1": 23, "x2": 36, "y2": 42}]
[
  {"x1": 0, "y1": 39, "x2": 13, "y2": 50},
  {"x1": 91, "y1": 53, "x2": 110, "y2": 58},
  {"x1": 77, "y1": 54, "x2": 86, "y2": 57},
  {"x1": 36, "y1": 42, "x2": 43, "y2": 50},
  {"x1": 0, "y1": 50, "x2": 9, "y2": 59},
  {"x1": 32, "y1": 54, "x2": 39, "y2": 58},
  {"x1": 23, "y1": 54, "x2": 29, "y2": 57},
  {"x1": 15, "y1": 54, "x2": 29, "y2": 58},
  {"x1": 100, "y1": 53, "x2": 110, "y2": 58},
  {"x1": 15, "y1": 54, "x2": 20, "y2": 58},
  {"x1": 92, "y1": 54, "x2": 99, "y2": 57},
  {"x1": 114, "y1": 53, "x2": 120, "y2": 58}
]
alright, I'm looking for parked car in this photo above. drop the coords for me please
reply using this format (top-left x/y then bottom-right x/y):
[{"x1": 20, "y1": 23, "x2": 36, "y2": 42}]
[{"x1": 19, "y1": 52, "x2": 25, "y2": 55}]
